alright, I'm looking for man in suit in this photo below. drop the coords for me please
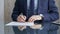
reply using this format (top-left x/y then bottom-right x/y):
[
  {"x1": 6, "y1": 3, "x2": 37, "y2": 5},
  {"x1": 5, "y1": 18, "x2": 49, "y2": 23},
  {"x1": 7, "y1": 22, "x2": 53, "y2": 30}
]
[{"x1": 11, "y1": 0, "x2": 59, "y2": 34}]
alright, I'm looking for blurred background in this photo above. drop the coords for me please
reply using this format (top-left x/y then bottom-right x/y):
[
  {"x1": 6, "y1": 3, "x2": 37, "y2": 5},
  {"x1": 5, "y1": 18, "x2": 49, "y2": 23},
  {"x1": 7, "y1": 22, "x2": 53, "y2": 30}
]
[{"x1": 0, "y1": 0, "x2": 59, "y2": 34}]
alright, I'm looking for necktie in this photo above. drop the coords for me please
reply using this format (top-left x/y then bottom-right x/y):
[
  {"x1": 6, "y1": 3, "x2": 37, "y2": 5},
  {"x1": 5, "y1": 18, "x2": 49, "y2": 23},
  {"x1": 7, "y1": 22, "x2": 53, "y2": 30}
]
[{"x1": 29, "y1": 0, "x2": 34, "y2": 11}]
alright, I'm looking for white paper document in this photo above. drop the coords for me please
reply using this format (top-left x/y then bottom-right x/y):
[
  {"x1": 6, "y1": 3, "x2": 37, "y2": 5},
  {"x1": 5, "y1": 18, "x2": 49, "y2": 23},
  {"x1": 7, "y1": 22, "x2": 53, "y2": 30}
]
[{"x1": 6, "y1": 22, "x2": 34, "y2": 26}]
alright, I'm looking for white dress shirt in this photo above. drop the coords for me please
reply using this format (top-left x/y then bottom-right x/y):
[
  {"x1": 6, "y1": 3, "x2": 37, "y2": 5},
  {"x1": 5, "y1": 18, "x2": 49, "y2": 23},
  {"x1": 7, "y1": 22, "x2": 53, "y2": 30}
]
[{"x1": 27, "y1": 0, "x2": 38, "y2": 10}]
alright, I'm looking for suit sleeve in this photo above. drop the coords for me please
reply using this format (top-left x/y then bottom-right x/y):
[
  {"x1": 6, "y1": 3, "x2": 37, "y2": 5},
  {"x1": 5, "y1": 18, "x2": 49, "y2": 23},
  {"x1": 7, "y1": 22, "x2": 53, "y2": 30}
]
[
  {"x1": 42, "y1": 0, "x2": 59, "y2": 22},
  {"x1": 11, "y1": 0, "x2": 21, "y2": 21}
]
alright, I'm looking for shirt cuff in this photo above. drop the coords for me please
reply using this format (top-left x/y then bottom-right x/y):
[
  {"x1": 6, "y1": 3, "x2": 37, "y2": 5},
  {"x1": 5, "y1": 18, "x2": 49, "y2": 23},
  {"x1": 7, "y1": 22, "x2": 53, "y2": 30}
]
[{"x1": 39, "y1": 14, "x2": 44, "y2": 17}]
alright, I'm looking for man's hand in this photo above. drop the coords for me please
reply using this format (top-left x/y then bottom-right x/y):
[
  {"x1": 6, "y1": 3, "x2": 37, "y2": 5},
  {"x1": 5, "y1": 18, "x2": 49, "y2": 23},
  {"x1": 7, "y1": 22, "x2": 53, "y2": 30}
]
[
  {"x1": 17, "y1": 15, "x2": 26, "y2": 22},
  {"x1": 17, "y1": 15, "x2": 26, "y2": 31},
  {"x1": 28, "y1": 15, "x2": 43, "y2": 29},
  {"x1": 28, "y1": 15, "x2": 42, "y2": 22}
]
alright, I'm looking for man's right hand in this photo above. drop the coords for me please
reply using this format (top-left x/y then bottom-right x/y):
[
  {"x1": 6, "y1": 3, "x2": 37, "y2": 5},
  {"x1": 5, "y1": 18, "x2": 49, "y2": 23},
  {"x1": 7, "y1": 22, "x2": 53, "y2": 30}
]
[
  {"x1": 17, "y1": 15, "x2": 26, "y2": 22},
  {"x1": 17, "y1": 15, "x2": 27, "y2": 31}
]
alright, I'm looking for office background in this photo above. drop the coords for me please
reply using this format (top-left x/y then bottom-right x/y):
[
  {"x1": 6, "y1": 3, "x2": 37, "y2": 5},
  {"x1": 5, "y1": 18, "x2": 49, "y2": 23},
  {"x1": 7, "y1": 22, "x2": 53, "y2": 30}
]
[{"x1": 2, "y1": 0, "x2": 60, "y2": 34}]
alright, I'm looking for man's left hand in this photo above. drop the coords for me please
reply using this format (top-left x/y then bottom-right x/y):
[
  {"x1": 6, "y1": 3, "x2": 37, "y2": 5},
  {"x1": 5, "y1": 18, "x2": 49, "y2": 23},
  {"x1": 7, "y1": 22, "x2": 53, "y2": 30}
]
[{"x1": 28, "y1": 15, "x2": 42, "y2": 22}]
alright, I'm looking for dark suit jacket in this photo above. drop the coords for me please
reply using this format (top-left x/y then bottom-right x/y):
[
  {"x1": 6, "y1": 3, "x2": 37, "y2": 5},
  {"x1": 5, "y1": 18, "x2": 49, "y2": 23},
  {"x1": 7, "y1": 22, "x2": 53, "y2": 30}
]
[{"x1": 12, "y1": 0, "x2": 59, "y2": 30}]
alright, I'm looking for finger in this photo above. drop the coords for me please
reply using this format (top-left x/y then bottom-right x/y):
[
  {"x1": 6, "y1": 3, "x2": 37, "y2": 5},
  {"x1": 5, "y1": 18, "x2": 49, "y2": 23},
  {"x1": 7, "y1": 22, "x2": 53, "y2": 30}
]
[
  {"x1": 18, "y1": 18, "x2": 25, "y2": 22},
  {"x1": 30, "y1": 18, "x2": 34, "y2": 22},
  {"x1": 31, "y1": 18, "x2": 35, "y2": 22},
  {"x1": 19, "y1": 20, "x2": 25, "y2": 22},
  {"x1": 18, "y1": 15, "x2": 25, "y2": 20},
  {"x1": 28, "y1": 18, "x2": 33, "y2": 22},
  {"x1": 30, "y1": 17, "x2": 36, "y2": 22},
  {"x1": 22, "y1": 15, "x2": 26, "y2": 19},
  {"x1": 20, "y1": 16, "x2": 25, "y2": 20},
  {"x1": 18, "y1": 16, "x2": 25, "y2": 21},
  {"x1": 21, "y1": 16, "x2": 26, "y2": 21},
  {"x1": 17, "y1": 18, "x2": 25, "y2": 22},
  {"x1": 24, "y1": 16, "x2": 26, "y2": 20}
]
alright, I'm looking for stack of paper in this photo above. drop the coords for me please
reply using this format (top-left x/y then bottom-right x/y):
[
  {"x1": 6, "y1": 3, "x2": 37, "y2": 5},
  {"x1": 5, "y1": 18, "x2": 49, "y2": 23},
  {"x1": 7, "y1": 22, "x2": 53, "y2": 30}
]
[{"x1": 6, "y1": 22, "x2": 34, "y2": 26}]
